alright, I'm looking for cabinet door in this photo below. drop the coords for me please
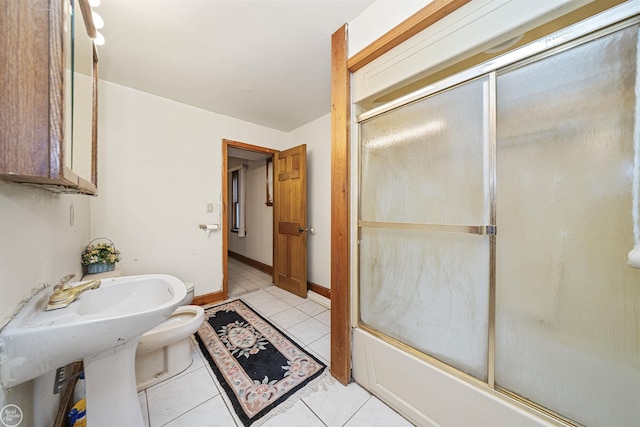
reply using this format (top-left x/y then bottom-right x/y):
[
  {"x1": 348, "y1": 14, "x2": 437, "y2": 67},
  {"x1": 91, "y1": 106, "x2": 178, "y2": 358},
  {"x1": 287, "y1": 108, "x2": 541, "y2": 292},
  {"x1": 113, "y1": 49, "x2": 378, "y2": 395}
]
[
  {"x1": 0, "y1": 0, "x2": 97, "y2": 194},
  {"x1": 0, "y1": 0, "x2": 55, "y2": 179}
]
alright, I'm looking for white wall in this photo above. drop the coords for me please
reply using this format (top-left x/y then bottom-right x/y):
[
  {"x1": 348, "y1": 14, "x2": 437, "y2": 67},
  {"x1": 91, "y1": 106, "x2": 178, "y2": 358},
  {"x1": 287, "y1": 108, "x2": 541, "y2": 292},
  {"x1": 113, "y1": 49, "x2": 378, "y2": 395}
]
[
  {"x1": 287, "y1": 113, "x2": 332, "y2": 289},
  {"x1": 0, "y1": 181, "x2": 91, "y2": 425},
  {"x1": 91, "y1": 81, "x2": 289, "y2": 297},
  {"x1": 228, "y1": 158, "x2": 274, "y2": 266},
  {"x1": 348, "y1": 0, "x2": 430, "y2": 56},
  {"x1": 0, "y1": 184, "x2": 90, "y2": 327}
]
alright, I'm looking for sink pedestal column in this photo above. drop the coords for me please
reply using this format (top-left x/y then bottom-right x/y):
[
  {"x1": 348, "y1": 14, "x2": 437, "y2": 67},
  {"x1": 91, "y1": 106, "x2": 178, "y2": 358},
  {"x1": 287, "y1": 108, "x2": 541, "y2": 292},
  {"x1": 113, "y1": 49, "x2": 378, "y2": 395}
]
[{"x1": 84, "y1": 339, "x2": 144, "y2": 427}]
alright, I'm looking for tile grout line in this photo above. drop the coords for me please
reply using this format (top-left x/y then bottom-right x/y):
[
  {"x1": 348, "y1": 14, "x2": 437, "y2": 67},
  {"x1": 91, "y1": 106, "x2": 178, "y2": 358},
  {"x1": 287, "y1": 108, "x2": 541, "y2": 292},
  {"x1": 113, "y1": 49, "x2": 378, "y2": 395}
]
[
  {"x1": 339, "y1": 395, "x2": 373, "y2": 427},
  {"x1": 301, "y1": 399, "x2": 330, "y2": 427},
  {"x1": 189, "y1": 338, "x2": 243, "y2": 426}
]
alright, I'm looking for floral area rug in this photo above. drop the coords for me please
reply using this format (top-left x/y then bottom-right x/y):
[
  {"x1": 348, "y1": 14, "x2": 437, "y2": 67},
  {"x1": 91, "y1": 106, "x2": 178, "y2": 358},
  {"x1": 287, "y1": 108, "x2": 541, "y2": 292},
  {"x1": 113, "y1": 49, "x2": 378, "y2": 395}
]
[{"x1": 195, "y1": 299, "x2": 328, "y2": 426}]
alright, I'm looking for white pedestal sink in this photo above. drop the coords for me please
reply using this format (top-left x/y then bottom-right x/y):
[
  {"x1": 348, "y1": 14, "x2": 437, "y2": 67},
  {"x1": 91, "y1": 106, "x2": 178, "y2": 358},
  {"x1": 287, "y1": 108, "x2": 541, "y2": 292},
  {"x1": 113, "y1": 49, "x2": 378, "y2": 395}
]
[
  {"x1": 0, "y1": 274, "x2": 187, "y2": 426},
  {"x1": 84, "y1": 339, "x2": 145, "y2": 425}
]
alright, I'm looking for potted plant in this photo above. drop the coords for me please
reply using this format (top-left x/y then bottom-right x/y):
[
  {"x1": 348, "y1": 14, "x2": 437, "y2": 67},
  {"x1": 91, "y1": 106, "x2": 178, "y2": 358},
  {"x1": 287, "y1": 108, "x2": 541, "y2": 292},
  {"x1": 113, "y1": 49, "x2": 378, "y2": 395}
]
[{"x1": 82, "y1": 238, "x2": 120, "y2": 274}]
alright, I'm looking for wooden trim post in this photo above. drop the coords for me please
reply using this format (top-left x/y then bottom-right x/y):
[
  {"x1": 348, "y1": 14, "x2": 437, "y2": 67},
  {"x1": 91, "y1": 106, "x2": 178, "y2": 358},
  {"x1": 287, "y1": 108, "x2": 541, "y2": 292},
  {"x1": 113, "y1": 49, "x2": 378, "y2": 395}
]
[{"x1": 330, "y1": 24, "x2": 351, "y2": 385}]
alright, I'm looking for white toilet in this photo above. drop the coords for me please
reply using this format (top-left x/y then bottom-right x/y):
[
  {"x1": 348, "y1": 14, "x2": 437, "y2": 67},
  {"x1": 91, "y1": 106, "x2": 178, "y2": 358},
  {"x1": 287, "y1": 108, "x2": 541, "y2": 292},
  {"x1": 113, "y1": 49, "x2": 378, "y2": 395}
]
[{"x1": 134, "y1": 281, "x2": 205, "y2": 391}]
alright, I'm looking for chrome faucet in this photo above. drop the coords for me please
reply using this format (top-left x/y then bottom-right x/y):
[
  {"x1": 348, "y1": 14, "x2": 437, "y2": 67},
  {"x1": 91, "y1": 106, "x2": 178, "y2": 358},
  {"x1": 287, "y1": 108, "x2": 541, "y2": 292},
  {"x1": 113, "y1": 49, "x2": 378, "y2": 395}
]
[{"x1": 46, "y1": 274, "x2": 101, "y2": 311}]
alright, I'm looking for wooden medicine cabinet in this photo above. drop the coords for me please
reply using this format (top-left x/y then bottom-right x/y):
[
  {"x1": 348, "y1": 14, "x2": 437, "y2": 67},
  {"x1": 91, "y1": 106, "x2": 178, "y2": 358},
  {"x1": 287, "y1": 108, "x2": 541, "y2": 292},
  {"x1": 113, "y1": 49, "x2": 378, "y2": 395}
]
[{"x1": 0, "y1": 0, "x2": 98, "y2": 195}]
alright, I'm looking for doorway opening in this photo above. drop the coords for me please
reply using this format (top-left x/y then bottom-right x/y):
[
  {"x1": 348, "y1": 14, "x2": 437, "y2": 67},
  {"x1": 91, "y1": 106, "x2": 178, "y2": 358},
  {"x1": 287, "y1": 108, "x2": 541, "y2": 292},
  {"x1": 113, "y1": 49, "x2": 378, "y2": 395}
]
[{"x1": 222, "y1": 139, "x2": 278, "y2": 300}]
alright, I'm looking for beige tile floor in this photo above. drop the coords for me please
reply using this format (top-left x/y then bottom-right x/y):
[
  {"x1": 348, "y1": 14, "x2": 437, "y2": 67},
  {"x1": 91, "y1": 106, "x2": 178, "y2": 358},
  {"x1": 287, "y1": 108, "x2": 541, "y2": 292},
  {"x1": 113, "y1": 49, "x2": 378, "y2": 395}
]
[
  {"x1": 227, "y1": 258, "x2": 273, "y2": 298},
  {"x1": 138, "y1": 260, "x2": 414, "y2": 426}
]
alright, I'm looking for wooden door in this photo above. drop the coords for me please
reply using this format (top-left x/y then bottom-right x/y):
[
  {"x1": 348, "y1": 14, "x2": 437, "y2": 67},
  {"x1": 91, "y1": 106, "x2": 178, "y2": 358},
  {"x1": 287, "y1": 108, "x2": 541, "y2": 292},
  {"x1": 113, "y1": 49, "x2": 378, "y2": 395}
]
[{"x1": 273, "y1": 144, "x2": 307, "y2": 298}]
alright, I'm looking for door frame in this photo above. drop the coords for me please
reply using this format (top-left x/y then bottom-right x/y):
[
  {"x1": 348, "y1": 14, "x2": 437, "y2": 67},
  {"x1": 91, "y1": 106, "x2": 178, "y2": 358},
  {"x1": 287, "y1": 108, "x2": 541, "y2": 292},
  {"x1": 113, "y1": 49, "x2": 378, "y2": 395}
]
[{"x1": 222, "y1": 139, "x2": 279, "y2": 300}]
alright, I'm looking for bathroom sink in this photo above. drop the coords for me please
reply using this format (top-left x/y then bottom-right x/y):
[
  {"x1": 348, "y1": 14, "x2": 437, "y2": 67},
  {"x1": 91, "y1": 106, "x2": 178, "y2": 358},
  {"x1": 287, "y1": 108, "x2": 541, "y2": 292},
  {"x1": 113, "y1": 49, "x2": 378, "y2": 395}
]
[{"x1": 0, "y1": 274, "x2": 186, "y2": 426}]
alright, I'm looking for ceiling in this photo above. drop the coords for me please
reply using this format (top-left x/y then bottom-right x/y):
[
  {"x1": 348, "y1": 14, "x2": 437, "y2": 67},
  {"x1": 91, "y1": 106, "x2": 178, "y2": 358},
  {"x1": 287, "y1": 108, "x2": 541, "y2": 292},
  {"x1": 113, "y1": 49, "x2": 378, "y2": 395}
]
[{"x1": 96, "y1": 0, "x2": 375, "y2": 132}]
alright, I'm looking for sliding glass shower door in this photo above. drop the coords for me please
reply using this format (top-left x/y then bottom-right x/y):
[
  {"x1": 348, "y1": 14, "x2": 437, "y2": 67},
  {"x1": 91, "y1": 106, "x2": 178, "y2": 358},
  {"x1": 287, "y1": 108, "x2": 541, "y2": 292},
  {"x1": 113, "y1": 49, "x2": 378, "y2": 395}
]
[
  {"x1": 495, "y1": 24, "x2": 640, "y2": 427},
  {"x1": 359, "y1": 77, "x2": 492, "y2": 381},
  {"x1": 358, "y1": 11, "x2": 640, "y2": 426}
]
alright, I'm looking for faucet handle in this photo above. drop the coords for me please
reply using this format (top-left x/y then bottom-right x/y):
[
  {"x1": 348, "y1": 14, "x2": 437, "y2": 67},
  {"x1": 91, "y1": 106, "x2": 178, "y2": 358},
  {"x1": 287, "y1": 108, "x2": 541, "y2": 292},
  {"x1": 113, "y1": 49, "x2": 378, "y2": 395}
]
[
  {"x1": 59, "y1": 274, "x2": 75, "y2": 285},
  {"x1": 53, "y1": 274, "x2": 75, "y2": 293}
]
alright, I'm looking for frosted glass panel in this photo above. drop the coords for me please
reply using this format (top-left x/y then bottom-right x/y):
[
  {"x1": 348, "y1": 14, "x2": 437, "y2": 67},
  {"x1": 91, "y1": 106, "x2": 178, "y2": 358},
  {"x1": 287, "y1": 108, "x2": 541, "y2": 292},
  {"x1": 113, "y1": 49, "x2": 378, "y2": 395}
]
[
  {"x1": 359, "y1": 77, "x2": 490, "y2": 380},
  {"x1": 496, "y1": 26, "x2": 640, "y2": 427},
  {"x1": 359, "y1": 228, "x2": 490, "y2": 380},
  {"x1": 360, "y1": 77, "x2": 489, "y2": 225}
]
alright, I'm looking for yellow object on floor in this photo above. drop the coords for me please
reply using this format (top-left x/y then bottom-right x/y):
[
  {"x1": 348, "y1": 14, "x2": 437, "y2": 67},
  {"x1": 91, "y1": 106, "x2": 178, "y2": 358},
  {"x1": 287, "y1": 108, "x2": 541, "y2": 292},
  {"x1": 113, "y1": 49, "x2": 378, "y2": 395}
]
[{"x1": 68, "y1": 398, "x2": 86, "y2": 427}]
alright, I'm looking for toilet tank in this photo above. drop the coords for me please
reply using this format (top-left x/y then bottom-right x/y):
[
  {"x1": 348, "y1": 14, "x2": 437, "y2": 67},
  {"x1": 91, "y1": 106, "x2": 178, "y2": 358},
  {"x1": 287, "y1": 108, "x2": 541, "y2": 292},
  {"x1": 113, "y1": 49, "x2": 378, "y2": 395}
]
[{"x1": 183, "y1": 282, "x2": 195, "y2": 305}]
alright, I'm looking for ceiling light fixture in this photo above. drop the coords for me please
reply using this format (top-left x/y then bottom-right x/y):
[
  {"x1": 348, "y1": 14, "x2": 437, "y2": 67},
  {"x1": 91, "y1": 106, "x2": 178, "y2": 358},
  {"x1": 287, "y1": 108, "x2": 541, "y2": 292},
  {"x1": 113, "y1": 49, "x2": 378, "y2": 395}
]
[
  {"x1": 93, "y1": 31, "x2": 105, "y2": 46},
  {"x1": 92, "y1": 11, "x2": 104, "y2": 29}
]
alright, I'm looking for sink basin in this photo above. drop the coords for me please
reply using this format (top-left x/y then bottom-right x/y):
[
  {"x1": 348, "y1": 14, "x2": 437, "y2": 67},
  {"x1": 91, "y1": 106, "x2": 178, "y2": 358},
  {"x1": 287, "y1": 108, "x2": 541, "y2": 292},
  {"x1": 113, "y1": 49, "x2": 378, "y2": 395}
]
[{"x1": 0, "y1": 274, "x2": 186, "y2": 426}]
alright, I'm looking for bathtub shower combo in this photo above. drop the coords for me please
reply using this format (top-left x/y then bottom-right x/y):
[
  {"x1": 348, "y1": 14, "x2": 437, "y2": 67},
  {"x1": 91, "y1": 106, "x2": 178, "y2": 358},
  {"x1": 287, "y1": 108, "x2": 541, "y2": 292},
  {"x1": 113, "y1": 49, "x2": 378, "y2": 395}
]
[{"x1": 354, "y1": 5, "x2": 640, "y2": 427}]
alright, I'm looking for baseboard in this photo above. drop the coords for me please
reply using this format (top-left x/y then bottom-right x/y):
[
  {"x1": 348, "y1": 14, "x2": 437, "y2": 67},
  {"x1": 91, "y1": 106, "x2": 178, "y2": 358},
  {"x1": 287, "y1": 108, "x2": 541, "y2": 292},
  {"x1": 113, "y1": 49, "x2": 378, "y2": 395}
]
[
  {"x1": 308, "y1": 290, "x2": 331, "y2": 308},
  {"x1": 228, "y1": 251, "x2": 331, "y2": 301},
  {"x1": 228, "y1": 251, "x2": 273, "y2": 275},
  {"x1": 308, "y1": 281, "x2": 331, "y2": 299},
  {"x1": 193, "y1": 290, "x2": 225, "y2": 307}
]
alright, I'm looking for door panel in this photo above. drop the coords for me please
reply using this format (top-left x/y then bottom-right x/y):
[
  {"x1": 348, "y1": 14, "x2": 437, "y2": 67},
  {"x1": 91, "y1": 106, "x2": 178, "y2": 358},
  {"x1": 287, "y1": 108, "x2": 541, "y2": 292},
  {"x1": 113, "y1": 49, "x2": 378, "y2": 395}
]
[
  {"x1": 273, "y1": 144, "x2": 308, "y2": 297},
  {"x1": 359, "y1": 77, "x2": 491, "y2": 381},
  {"x1": 495, "y1": 25, "x2": 640, "y2": 427}
]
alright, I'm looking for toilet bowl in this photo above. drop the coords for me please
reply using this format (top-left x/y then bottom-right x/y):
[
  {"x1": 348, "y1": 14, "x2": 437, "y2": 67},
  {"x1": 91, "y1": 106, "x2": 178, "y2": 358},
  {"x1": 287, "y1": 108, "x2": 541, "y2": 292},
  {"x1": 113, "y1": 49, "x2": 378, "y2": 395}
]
[{"x1": 135, "y1": 282, "x2": 205, "y2": 391}]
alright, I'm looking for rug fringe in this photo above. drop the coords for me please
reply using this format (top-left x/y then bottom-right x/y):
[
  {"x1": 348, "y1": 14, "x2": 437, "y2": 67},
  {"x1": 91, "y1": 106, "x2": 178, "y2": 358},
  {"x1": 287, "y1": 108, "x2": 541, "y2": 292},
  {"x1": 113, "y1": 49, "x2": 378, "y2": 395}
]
[{"x1": 250, "y1": 368, "x2": 335, "y2": 427}]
